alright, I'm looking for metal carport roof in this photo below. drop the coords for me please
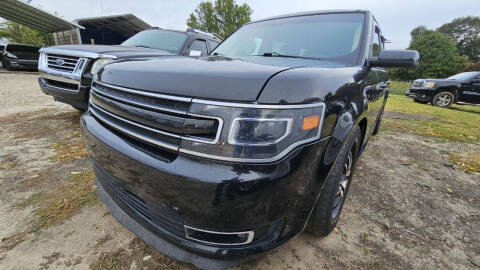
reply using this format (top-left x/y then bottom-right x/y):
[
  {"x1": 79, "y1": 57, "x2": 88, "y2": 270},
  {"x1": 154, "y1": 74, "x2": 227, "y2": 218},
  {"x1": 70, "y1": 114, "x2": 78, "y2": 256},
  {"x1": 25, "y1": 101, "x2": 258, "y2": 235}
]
[
  {"x1": 0, "y1": 0, "x2": 82, "y2": 32},
  {"x1": 75, "y1": 14, "x2": 151, "y2": 37}
]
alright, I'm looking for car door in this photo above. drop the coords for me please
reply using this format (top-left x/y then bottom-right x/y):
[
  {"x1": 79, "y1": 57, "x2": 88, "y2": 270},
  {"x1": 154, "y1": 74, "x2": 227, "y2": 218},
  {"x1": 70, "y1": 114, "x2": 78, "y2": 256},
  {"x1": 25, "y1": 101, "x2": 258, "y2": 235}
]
[
  {"x1": 187, "y1": 39, "x2": 208, "y2": 57},
  {"x1": 458, "y1": 75, "x2": 480, "y2": 104},
  {"x1": 365, "y1": 23, "x2": 389, "y2": 136}
]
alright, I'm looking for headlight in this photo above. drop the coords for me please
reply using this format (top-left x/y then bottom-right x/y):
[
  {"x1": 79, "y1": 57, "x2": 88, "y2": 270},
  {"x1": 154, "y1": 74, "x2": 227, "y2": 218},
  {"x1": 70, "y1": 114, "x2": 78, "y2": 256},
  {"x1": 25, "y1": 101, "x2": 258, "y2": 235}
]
[
  {"x1": 422, "y1": 81, "x2": 435, "y2": 88},
  {"x1": 179, "y1": 101, "x2": 325, "y2": 162},
  {"x1": 6, "y1": 52, "x2": 17, "y2": 58},
  {"x1": 90, "y1": 58, "x2": 114, "y2": 75}
]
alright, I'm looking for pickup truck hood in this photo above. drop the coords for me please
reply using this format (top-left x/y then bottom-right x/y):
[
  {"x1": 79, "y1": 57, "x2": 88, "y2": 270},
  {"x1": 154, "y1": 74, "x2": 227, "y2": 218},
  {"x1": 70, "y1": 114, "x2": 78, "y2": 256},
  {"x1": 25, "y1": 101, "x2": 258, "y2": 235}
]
[
  {"x1": 98, "y1": 56, "x2": 305, "y2": 102},
  {"x1": 41, "y1": 45, "x2": 174, "y2": 58}
]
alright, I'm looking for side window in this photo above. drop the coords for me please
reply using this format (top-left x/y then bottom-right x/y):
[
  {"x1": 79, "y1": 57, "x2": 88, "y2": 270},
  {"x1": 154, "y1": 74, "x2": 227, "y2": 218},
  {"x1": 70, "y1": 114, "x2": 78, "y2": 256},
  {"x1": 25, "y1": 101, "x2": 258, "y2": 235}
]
[
  {"x1": 370, "y1": 26, "x2": 381, "y2": 57},
  {"x1": 207, "y1": 40, "x2": 220, "y2": 52},
  {"x1": 189, "y1": 39, "x2": 208, "y2": 56}
]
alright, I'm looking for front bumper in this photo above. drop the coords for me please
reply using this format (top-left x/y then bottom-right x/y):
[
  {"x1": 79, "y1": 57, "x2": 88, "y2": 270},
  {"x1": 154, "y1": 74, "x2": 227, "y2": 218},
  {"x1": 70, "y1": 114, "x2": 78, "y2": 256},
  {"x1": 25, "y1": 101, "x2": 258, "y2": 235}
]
[
  {"x1": 6, "y1": 59, "x2": 38, "y2": 70},
  {"x1": 81, "y1": 111, "x2": 331, "y2": 267},
  {"x1": 38, "y1": 70, "x2": 90, "y2": 110},
  {"x1": 405, "y1": 88, "x2": 433, "y2": 102}
]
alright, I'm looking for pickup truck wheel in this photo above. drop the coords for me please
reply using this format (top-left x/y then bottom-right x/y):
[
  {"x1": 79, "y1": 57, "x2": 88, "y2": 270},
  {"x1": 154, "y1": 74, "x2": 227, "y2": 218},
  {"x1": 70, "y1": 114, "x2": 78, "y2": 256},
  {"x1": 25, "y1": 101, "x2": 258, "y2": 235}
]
[
  {"x1": 414, "y1": 99, "x2": 429, "y2": 104},
  {"x1": 431, "y1": 92, "x2": 454, "y2": 107},
  {"x1": 307, "y1": 125, "x2": 361, "y2": 237}
]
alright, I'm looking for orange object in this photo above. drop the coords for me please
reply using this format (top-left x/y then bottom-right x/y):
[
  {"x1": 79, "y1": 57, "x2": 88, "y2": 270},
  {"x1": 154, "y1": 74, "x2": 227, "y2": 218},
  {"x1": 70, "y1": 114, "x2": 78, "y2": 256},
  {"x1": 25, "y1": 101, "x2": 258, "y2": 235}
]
[{"x1": 302, "y1": 115, "x2": 320, "y2": 130}]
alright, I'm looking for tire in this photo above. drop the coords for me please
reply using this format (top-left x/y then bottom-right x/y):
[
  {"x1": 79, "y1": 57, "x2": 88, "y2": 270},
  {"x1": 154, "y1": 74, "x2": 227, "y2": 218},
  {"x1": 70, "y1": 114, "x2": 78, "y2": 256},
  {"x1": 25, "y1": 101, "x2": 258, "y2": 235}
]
[
  {"x1": 372, "y1": 106, "x2": 384, "y2": 135},
  {"x1": 431, "y1": 91, "x2": 454, "y2": 107},
  {"x1": 414, "y1": 99, "x2": 429, "y2": 104},
  {"x1": 71, "y1": 105, "x2": 86, "y2": 112},
  {"x1": 308, "y1": 125, "x2": 362, "y2": 237}
]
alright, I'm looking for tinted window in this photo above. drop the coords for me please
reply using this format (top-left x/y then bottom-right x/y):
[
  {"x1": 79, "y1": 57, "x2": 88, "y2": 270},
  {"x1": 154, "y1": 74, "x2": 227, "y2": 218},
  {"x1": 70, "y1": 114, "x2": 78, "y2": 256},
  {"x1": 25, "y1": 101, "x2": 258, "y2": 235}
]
[
  {"x1": 207, "y1": 40, "x2": 220, "y2": 51},
  {"x1": 121, "y1": 30, "x2": 188, "y2": 53},
  {"x1": 7, "y1": 45, "x2": 39, "y2": 53},
  {"x1": 370, "y1": 26, "x2": 381, "y2": 57},
  {"x1": 212, "y1": 13, "x2": 365, "y2": 64},
  {"x1": 190, "y1": 39, "x2": 208, "y2": 56},
  {"x1": 447, "y1": 72, "x2": 480, "y2": 81}
]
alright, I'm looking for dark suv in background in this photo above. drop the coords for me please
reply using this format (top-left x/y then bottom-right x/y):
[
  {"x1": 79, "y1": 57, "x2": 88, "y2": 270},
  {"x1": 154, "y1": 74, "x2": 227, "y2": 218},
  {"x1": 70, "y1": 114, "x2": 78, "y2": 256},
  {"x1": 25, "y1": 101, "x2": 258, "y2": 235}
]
[
  {"x1": 0, "y1": 43, "x2": 40, "y2": 70},
  {"x1": 38, "y1": 28, "x2": 221, "y2": 111},
  {"x1": 82, "y1": 10, "x2": 418, "y2": 269},
  {"x1": 406, "y1": 71, "x2": 480, "y2": 107}
]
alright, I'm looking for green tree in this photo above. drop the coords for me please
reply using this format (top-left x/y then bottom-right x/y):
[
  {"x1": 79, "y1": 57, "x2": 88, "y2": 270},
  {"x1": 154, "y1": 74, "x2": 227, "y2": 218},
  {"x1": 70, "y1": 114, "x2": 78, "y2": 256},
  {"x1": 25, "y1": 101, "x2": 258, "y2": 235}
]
[
  {"x1": 187, "y1": 0, "x2": 253, "y2": 38},
  {"x1": 437, "y1": 16, "x2": 480, "y2": 61},
  {"x1": 411, "y1": 32, "x2": 465, "y2": 79},
  {"x1": 0, "y1": 21, "x2": 49, "y2": 46},
  {"x1": 410, "y1": 26, "x2": 431, "y2": 43}
]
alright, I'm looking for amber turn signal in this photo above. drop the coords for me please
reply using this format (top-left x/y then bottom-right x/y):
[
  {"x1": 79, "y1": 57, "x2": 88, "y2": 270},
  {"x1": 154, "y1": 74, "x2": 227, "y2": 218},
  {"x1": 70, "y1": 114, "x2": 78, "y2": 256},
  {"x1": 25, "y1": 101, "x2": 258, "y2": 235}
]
[{"x1": 302, "y1": 115, "x2": 320, "y2": 130}]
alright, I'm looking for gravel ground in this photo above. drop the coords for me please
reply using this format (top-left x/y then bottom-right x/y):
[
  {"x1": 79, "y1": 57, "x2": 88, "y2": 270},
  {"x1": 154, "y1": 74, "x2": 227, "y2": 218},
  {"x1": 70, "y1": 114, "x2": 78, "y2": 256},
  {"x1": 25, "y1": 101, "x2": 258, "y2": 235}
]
[{"x1": 0, "y1": 72, "x2": 479, "y2": 270}]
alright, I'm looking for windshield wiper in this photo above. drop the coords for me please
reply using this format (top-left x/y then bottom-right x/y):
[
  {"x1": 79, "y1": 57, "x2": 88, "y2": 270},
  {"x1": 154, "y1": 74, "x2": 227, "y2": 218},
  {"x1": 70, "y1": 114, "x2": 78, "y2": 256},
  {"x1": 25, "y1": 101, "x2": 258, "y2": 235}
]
[
  {"x1": 134, "y1": 45, "x2": 152, "y2": 49},
  {"x1": 258, "y1": 52, "x2": 323, "y2": 60}
]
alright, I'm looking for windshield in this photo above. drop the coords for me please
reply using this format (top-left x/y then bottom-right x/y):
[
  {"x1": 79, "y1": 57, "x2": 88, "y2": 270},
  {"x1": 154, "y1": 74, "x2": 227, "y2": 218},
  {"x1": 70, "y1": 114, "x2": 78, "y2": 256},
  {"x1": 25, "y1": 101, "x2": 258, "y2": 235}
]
[
  {"x1": 447, "y1": 72, "x2": 479, "y2": 81},
  {"x1": 121, "y1": 30, "x2": 188, "y2": 53},
  {"x1": 212, "y1": 13, "x2": 365, "y2": 64},
  {"x1": 7, "y1": 45, "x2": 39, "y2": 53}
]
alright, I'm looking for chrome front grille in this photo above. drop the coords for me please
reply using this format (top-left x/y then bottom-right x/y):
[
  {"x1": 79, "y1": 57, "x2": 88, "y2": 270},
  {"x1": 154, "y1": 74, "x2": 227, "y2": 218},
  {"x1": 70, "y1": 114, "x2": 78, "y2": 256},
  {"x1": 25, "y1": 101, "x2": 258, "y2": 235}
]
[
  {"x1": 46, "y1": 54, "x2": 85, "y2": 73},
  {"x1": 89, "y1": 81, "x2": 221, "y2": 154}
]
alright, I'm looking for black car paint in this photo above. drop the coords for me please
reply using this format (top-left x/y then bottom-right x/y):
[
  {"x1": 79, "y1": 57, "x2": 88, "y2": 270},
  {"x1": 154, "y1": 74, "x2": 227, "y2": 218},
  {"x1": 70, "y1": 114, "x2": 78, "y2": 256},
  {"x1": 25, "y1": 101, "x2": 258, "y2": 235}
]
[
  {"x1": 1, "y1": 43, "x2": 39, "y2": 70},
  {"x1": 39, "y1": 29, "x2": 220, "y2": 110},
  {"x1": 406, "y1": 72, "x2": 480, "y2": 105},
  {"x1": 82, "y1": 10, "x2": 391, "y2": 268}
]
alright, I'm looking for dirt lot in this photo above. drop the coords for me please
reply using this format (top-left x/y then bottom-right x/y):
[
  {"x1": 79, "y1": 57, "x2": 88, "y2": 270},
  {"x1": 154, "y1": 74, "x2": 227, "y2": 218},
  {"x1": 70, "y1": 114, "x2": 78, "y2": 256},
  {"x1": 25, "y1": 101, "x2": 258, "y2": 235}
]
[{"x1": 0, "y1": 72, "x2": 479, "y2": 270}]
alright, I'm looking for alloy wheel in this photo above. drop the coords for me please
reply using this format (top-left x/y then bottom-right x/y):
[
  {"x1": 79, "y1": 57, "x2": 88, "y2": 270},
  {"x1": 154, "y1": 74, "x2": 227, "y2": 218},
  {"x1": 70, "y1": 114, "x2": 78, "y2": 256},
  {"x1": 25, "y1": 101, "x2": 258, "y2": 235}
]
[
  {"x1": 331, "y1": 148, "x2": 353, "y2": 222},
  {"x1": 435, "y1": 93, "x2": 453, "y2": 107}
]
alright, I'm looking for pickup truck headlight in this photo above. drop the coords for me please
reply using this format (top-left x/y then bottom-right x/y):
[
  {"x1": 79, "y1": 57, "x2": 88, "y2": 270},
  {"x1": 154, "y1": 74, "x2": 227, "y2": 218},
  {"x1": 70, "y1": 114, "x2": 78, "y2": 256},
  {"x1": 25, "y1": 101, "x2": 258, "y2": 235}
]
[
  {"x1": 90, "y1": 58, "x2": 114, "y2": 75},
  {"x1": 422, "y1": 81, "x2": 435, "y2": 88},
  {"x1": 179, "y1": 101, "x2": 325, "y2": 162}
]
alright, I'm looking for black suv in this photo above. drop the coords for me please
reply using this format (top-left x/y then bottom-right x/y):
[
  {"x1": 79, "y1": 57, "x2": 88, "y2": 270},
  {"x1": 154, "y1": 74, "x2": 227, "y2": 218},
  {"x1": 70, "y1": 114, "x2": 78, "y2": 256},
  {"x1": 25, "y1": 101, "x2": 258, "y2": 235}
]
[
  {"x1": 406, "y1": 71, "x2": 480, "y2": 107},
  {"x1": 38, "y1": 28, "x2": 221, "y2": 111},
  {"x1": 0, "y1": 43, "x2": 40, "y2": 70},
  {"x1": 82, "y1": 10, "x2": 418, "y2": 269}
]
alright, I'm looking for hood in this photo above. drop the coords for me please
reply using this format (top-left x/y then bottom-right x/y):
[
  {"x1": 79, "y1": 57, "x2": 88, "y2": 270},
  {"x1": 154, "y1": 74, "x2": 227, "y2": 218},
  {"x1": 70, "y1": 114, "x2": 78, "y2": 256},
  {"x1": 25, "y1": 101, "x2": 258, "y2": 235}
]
[
  {"x1": 41, "y1": 45, "x2": 174, "y2": 58},
  {"x1": 98, "y1": 56, "x2": 305, "y2": 102}
]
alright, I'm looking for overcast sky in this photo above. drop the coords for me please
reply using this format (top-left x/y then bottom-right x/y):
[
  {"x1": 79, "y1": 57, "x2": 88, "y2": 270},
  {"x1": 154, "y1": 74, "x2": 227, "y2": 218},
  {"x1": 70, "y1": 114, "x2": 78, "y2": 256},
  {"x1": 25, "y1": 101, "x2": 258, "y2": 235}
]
[{"x1": 10, "y1": 0, "x2": 480, "y2": 49}]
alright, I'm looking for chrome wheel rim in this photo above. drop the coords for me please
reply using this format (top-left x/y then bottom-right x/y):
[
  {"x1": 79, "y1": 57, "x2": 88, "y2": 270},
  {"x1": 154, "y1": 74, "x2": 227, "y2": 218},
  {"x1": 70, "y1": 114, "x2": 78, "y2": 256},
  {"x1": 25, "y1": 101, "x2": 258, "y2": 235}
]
[
  {"x1": 435, "y1": 94, "x2": 452, "y2": 107},
  {"x1": 332, "y1": 149, "x2": 353, "y2": 221}
]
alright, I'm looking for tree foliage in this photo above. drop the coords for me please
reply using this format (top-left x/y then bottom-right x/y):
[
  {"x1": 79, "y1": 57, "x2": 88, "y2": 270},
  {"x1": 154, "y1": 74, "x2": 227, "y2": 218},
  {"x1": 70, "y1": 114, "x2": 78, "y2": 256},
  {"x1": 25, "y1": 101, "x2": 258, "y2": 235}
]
[
  {"x1": 0, "y1": 21, "x2": 49, "y2": 46},
  {"x1": 410, "y1": 25, "x2": 431, "y2": 44},
  {"x1": 437, "y1": 16, "x2": 480, "y2": 61},
  {"x1": 390, "y1": 31, "x2": 465, "y2": 80},
  {"x1": 187, "y1": 0, "x2": 252, "y2": 38}
]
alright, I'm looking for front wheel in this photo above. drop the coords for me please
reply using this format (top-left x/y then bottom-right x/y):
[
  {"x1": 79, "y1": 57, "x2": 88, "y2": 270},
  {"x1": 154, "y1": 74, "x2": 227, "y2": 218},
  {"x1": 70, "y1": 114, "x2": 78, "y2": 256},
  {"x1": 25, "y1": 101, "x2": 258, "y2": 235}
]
[
  {"x1": 307, "y1": 125, "x2": 361, "y2": 237},
  {"x1": 431, "y1": 92, "x2": 454, "y2": 107}
]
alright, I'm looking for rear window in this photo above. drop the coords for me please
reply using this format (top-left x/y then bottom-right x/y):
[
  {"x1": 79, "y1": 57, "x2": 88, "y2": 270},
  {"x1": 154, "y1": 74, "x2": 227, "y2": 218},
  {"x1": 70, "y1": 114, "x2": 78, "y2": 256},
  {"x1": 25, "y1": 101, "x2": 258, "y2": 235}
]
[{"x1": 6, "y1": 45, "x2": 39, "y2": 53}]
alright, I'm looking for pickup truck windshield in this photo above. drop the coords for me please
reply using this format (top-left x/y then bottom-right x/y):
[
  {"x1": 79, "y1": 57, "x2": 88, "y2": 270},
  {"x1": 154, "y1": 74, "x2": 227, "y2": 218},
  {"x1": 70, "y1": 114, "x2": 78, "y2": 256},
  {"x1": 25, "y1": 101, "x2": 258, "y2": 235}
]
[
  {"x1": 212, "y1": 13, "x2": 365, "y2": 64},
  {"x1": 121, "y1": 30, "x2": 187, "y2": 53},
  {"x1": 447, "y1": 72, "x2": 479, "y2": 81}
]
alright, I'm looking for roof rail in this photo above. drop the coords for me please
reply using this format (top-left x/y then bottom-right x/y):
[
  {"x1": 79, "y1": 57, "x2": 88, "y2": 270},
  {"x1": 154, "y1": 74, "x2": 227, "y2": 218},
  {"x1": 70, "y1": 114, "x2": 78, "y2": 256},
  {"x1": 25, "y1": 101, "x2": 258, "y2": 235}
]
[{"x1": 187, "y1": 28, "x2": 222, "y2": 40}]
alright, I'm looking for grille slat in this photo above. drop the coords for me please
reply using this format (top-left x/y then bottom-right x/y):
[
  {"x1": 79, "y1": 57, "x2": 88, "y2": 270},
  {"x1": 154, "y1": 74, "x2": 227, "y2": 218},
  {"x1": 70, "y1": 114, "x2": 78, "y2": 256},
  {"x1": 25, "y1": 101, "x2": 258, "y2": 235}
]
[
  {"x1": 89, "y1": 81, "x2": 221, "y2": 154},
  {"x1": 46, "y1": 54, "x2": 80, "y2": 73}
]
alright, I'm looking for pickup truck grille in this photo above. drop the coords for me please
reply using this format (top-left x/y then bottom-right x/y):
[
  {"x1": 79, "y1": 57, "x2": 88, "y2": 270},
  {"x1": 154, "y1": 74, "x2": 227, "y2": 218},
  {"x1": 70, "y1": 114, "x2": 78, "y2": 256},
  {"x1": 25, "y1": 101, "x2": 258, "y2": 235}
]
[
  {"x1": 46, "y1": 54, "x2": 84, "y2": 73},
  {"x1": 89, "y1": 81, "x2": 220, "y2": 154}
]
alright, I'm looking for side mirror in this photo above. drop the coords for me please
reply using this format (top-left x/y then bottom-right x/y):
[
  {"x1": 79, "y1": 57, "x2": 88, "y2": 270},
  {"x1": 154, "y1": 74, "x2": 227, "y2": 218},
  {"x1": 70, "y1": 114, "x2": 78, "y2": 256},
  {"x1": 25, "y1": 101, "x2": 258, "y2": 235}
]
[
  {"x1": 369, "y1": 50, "x2": 419, "y2": 67},
  {"x1": 189, "y1": 50, "x2": 202, "y2": 57}
]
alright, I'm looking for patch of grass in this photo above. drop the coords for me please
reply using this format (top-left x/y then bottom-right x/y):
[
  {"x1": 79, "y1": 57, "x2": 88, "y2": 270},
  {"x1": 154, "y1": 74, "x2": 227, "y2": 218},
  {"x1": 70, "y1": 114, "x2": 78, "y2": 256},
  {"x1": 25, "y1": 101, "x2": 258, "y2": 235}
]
[
  {"x1": 15, "y1": 170, "x2": 98, "y2": 233},
  {"x1": 384, "y1": 95, "x2": 480, "y2": 144},
  {"x1": 389, "y1": 81, "x2": 412, "y2": 96},
  {"x1": 449, "y1": 152, "x2": 480, "y2": 173},
  {"x1": 90, "y1": 238, "x2": 193, "y2": 270},
  {"x1": 49, "y1": 140, "x2": 89, "y2": 162}
]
